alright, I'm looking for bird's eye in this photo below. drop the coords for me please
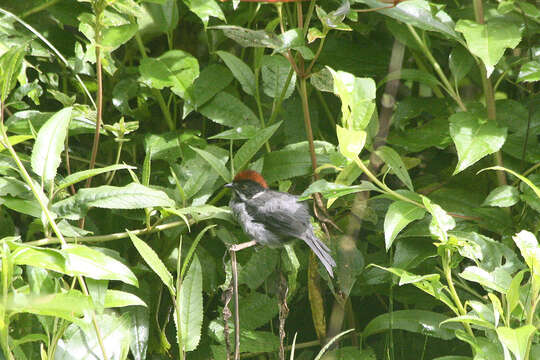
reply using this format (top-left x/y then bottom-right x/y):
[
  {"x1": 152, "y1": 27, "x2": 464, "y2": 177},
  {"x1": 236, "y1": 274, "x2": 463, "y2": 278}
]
[{"x1": 240, "y1": 184, "x2": 247, "y2": 190}]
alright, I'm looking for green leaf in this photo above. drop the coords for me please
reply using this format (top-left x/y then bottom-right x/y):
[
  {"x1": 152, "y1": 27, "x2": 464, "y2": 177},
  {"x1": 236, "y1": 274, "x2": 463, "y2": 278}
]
[
  {"x1": 388, "y1": 116, "x2": 451, "y2": 152},
  {"x1": 363, "y1": 310, "x2": 457, "y2": 340},
  {"x1": 0, "y1": 45, "x2": 25, "y2": 102},
  {"x1": 55, "y1": 313, "x2": 132, "y2": 360},
  {"x1": 422, "y1": 197, "x2": 455, "y2": 242},
  {"x1": 139, "y1": 50, "x2": 199, "y2": 101},
  {"x1": 512, "y1": 230, "x2": 540, "y2": 278},
  {"x1": 299, "y1": 179, "x2": 380, "y2": 201},
  {"x1": 360, "y1": 0, "x2": 459, "y2": 40},
  {"x1": 455, "y1": 19, "x2": 521, "y2": 76},
  {"x1": 183, "y1": 64, "x2": 233, "y2": 115},
  {"x1": 56, "y1": 164, "x2": 135, "y2": 191},
  {"x1": 137, "y1": 0, "x2": 178, "y2": 35},
  {"x1": 190, "y1": 146, "x2": 231, "y2": 183},
  {"x1": 449, "y1": 112, "x2": 507, "y2": 175},
  {"x1": 449, "y1": 46, "x2": 475, "y2": 82},
  {"x1": 7, "y1": 291, "x2": 92, "y2": 326},
  {"x1": 337, "y1": 125, "x2": 366, "y2": 160},
  {"x1": 78, "y1": 183, "x2": 175, "y2": 209},
  {"x1": 104, "y1": 290, "x2": 146, "y2": 308},
  {"x1": 63, "y1": 245, "x2": 138, "y2": 286},
  {"x1": 184, "y1": 0, "x2": 225, "y2": 26},
  {"x1": 480, "y1": 166, "x2": 540, "y2": 199},
  {"x1": 179, "y1": 255, "x2": 203, "y2": 351},
  {"x1": 233, "y1": 122, "x2": 281, "y2": 172},
  {"x1": 372, "y1": 265, "x2": 458, "y2": 313},
  {"x1": 211, "y1": 25, "x2": 280, "y2": 48},
  {"x1": 11, "y1": 242, "x2": 66, "y2": 274},
  {"x1": 198, "y1": 92, "x2": 259, "y2": 128},
  {"x1": 239, "y1": 248, "x2": 279, "y2": 290},
  {"x1": 482, "y1": 185, "x2": 519, "y2": 207},
  {"x1": 101, "y1": 23, "x2": 138, "y2": 51},
  {"x1": 329, "y1": 68, "x2": 376, "y2": 130},
  {"x1": 0, "y1": 135, "x2": 33, "y2": 152},
  {"x1": 261, "y1": 55, "x2": 296, "y2": 99},
  {"x1": 384, "y1": 201, "x2": 425, "y2": 250},
  {"x1": 506, "y1": 270, "x2": 526, "y2": 315},
  {"x1": 517, "y1": 60, "x2": 540, "y2": 83},
  {"x1": 459, "y1": 266, "x2": 511, "y2": 293},
  {"x1": 128, "y1": 231, "x2": 175, "y2": 293},
  {"x1": 496, "y1": 325, "x2": 536, "y2": 360},
  {"x1": 31, "y1": 107, "x2": 72, "y2": 181},
  {"x1": 440, "y1": 315, "x2": 495, "y2": 330},
  {"x1": 216, "y1": 51, "x2": 256, "y2": 96},
  {"x1": 375, "y1": 146, "x2": 414, "y2": 190},
  {"x1": 380, "y1": 69, "x2": 441, "y2": 91},
  {"x1": 238, "y1": 292, "x2": 279, "y2": 330}
]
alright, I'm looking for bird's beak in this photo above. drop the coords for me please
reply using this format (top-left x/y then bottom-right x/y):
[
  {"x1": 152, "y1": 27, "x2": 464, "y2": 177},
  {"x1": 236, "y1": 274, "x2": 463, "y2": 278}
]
[{"x1": 224, "y1": 183, "x2": 233, "y2": 188}]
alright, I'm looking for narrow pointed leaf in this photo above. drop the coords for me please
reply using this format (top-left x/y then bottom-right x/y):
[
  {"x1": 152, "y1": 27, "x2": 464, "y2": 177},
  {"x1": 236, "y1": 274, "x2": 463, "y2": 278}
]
[
  {"x1": 216, "y1": 51, "x2": 256, "y2": 96},
  {"x1": 375, "y1": 145, "x2": 414, "y2": 190},
  {"x1": 179, "y1": 255, "x2": 203, "y2": 351},
  {"x1": 128, "y1": 231, "x2": 175, "y2": 293},
  {"x1": 233, "y1": 122, "x2": 281, "y2": 172},
  {"x1": 57, "y1": 164, "x2": 135, "y2": 191},
  {"x1": 31, "y1": 107, "x2": 73, "y2": 181},
  {"x1": 190, "y1": 146, "x2": 231, "y2": 182}
]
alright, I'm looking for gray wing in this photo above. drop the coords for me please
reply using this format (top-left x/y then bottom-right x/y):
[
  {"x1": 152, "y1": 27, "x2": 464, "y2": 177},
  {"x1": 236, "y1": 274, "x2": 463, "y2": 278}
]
[{"x1": 246, "y1": 191, "x2": 311, "y2": 238}]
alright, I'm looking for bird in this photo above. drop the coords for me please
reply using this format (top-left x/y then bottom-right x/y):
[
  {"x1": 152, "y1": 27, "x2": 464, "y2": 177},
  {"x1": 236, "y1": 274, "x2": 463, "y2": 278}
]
[{"x1": 225, "y1": 170, "x2": 336, "y2": 278}]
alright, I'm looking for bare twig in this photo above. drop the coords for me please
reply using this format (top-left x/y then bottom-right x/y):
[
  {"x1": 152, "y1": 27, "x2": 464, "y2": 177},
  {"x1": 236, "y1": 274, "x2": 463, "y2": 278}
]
[{"x1": 230, "y1": 250, "x2": 240, "y2": 360}]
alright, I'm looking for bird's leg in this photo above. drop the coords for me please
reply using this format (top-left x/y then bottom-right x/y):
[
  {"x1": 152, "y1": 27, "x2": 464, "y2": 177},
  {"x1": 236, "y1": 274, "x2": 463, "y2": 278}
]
[{"x1": 229, "y1": 240, "x2": 258, "y2": 252}]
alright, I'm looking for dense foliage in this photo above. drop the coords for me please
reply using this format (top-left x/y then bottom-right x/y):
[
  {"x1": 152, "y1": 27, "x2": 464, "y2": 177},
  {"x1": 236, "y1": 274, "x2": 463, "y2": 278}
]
[{"x1": 0, "y1": 0, "x2": 539, "y2": 359}]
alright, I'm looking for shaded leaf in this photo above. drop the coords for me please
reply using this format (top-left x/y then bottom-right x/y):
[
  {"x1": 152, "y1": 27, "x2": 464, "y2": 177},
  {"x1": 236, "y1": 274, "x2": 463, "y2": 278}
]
[
  {"x1": 384, "y1": 201, "x2": 425, "y2": 250},
  {"x1": 449, "y1": 112, "x2": 507, "y2": 175}
]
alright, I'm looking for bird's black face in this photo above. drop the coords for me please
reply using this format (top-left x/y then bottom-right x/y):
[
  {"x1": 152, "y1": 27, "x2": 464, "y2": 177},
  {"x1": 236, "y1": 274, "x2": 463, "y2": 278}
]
[{"x1": 226, "y1": 180, "x2": 265, "y2": 200}]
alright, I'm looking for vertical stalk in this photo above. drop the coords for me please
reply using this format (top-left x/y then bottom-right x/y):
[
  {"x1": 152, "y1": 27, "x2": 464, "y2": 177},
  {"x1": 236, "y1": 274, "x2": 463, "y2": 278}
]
[
  {"x1": 299, "y1": 78, "x2": 318, "y2": 176},
  {"x1": 85, "y1": 2, "x2": 104, "y2": 190}
]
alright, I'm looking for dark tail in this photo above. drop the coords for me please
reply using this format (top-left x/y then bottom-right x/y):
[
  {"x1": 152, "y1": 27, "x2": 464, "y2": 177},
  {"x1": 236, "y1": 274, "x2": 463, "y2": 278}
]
[{"x1": 302, "y1": 231, "x2": 336, "y2": 278}]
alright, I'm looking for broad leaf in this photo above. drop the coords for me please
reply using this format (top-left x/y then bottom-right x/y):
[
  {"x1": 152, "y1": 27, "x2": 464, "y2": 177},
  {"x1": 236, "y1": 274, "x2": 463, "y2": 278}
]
[
  {"x1": 7, "y1": 291, "x2": 92, "y2": 326},
  {"x1": 455, "y1": 19, "x2": 521, "y2": 76},
  {"x1": 139, "y1": 50, "x2": 199, "y2": 101},
  {"x1": 101, "y1": 23, "x2": 138, "y2": 51},
  {"x1": 78, "y1": 183, "x2": 174, "y2": 209},
  {"x1": 329, "y1": 68, "x2": 376, "y2": 130},
  {"x1": 198, "y1": 92, "x2": 259, "y2": 128},
  {"x1": 261, "y1": 55, "x2": 296, "y2": 99},
  {"x1": 449, "y1": 112, "x2": 507, "y2": 175},
  {"x1": 31, "y1": 107, "x2": 72, "y2": 181},
  {"x1": 184, "y1": 0, "x2": 225, "y2": 26},
  {"x1": 496, "y1": 325, "x2": 536, "y2": 360},
  {"x1": 364, "y1": 310, "x2": 457, "y2": 340},
  {"x1": 336, "y1": 125, "x2": 366, "y2": 160},
  {"x1": 482, "y1": 185, "x2": 519, "y2": 207},
  {"x1": 55, "y1": 313, "x2": 132, "y2": 360},
  {"x1": 62, "y1": 245, "x2": 138, "y2": 286},
  {"x1": 359, "y1": 0, "x2": 459, "y2": 40},
  {"x1": 384, "y1": 201, "x2": 425, "y2": 250},
  {"x1": 517, "y1": 60, "x2": 540, "y2": 83}
]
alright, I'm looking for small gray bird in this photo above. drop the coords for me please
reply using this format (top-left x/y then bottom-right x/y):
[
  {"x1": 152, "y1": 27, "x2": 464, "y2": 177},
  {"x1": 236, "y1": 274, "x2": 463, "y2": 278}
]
[{"x1": 225, "y1": 170, "x2": 336, "y2": 278}]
